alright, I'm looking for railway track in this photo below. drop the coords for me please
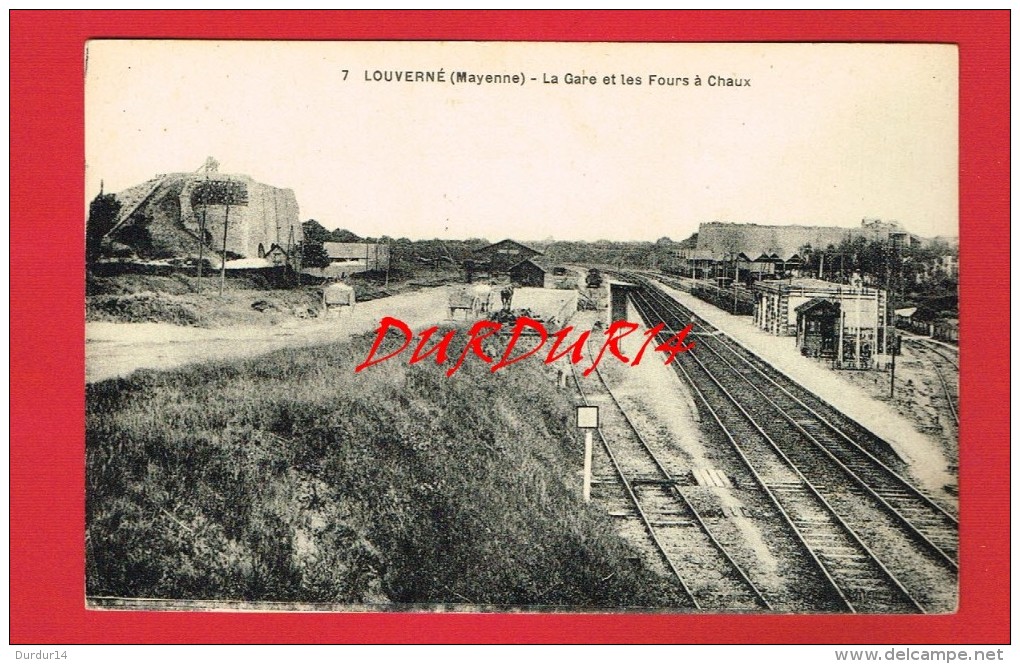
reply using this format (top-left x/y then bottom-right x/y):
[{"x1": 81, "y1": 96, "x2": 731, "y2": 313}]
[
  {"x1": 904, "y1": 338, "x2": 959, "y2": 428},
  {"x1": 568, "y1": 341, "x2": 771, "y2": 612},
  {"x1": 653, "y1": 275, "x2": 911, "y2": 471},
  {"x1": 620, "y1": 280, "x2": 958, "y2": 612}
]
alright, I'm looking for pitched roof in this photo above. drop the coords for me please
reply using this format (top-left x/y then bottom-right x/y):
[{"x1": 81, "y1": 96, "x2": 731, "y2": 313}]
[
  {"x1": 509, "y1": 257, "x2": 550, "y2": 273},
  {"x1": 795, "y1": 297, "x2": 841, "y2": 315},
  {"x1": 472, "y1": 239, "x2": 543, "y2": 257}
]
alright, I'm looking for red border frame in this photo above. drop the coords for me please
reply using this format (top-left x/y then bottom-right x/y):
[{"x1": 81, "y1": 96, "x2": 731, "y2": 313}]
[{"x1": 10, "y1": 10, "x2": 1009, "y2": 644}]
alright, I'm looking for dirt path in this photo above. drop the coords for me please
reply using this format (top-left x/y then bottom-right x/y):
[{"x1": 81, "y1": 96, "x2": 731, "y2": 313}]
[{"x1": 86, "y1": 288, "x2": 449, "y2": 383}]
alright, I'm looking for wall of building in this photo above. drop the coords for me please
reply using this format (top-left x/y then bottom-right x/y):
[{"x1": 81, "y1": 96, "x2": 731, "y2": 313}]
[
  {"x1": 180, "y1": 174, "x2": 302, "y2": 259},
  {"x1": 753, "y1": 282, "x2": 888, "y2": 354},
  {"x1": 107, "y1": 172, "x2": 302, "y2": 261},
  {"x1": 510, "y1": 262, "x2": 545, "y2": 288},
  {"x1": 697, "y1": 220, "x2": 910, "y2": 259}
]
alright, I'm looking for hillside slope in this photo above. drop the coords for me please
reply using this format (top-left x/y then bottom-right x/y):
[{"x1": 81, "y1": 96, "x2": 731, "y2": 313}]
[{"x1": 86, "y1": 331, "x2": 687, "y2": 609}]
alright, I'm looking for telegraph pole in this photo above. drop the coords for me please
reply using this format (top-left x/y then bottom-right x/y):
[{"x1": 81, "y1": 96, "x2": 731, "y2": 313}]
[
  {"x1": 214, "y1": 180, "x2": 249, "y2": 296},
  {"x1": 732, "y1": 253, "x2": 738, "y2": 314},
  {"x1": 220, "y1": 203, "x2": 231, "y2": 296},
  {"x1": 889, "y1": 329, "x2": 898, "y2": 398},
  {"x1": 197, "y1": 196, "x2": 207, "y2": 292}
]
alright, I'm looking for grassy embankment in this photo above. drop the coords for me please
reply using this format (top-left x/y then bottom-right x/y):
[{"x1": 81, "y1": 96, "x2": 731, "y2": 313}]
[
  {"x1": 86, "y1": 328, "x2": 687, "y2": 609},
  {"x1": 86, "y1": 267, "x2": 463, "y2": 328}
]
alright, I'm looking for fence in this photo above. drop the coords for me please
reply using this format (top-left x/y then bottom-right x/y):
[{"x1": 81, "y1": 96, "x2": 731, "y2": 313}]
[{"x1": 896, "y1": 316, "x2": 959, "y2": 344}]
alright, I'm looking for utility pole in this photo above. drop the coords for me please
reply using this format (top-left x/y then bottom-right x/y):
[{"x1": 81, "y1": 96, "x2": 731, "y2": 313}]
[
  {"x1": 731, "y1": 253, "x2": 738, "y2": 314},
  {"x1": 288, "y1": 225, "x2": 300, "y2": 286},
  {"x1": 889, "y1": 329, "x2": 898, "y2": 398},
  {"x1": 197, "y1": 194, "x2": 207, "y2": 292},
  {"x1": 191, "y1": 171, "x2": 212, "y2": 293},
  {"x1": 838, "y1": 308, "x2": 845, "y2": 367},
  {"x1": 854, "y1": 294, "x2": 861, "y2": 368},
  {"x1": 220, "y1": 203, "x2": 231, "y2": 296},
  {"x1": 212, "y1": 180, "x2": 249, "y2": 296}
]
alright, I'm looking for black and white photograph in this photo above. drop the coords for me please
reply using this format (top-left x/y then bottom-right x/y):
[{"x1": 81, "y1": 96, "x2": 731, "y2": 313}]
[{"x1": 84, "y1": 41, "x2": 959, "y2": 614}]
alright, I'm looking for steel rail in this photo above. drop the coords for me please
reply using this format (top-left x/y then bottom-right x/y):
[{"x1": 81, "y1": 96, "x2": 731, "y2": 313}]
[
  {"x1": 628, "y1": 290, "x2": 928, "y2": 613},
  {"x1": 639, "y1": 280, "x2": 960, "y2": 530},
  {"x1": 626, "y1": 292, "x2": 854, "y2": 612},
  {"x1": 566, "y1": 355, "x2": 701, "y2": 609},
  {"x1": 637, "y1": 283, "x2": 959, "y2": 568},
  {"x1": 906, "y1": 340, "x2": 959, "y2": 427},
  {"x1": 694, "y1": 328, "x2": 959, "y2": 569},
  {"x1": 580, "y1": 335, "x2": 773, "y2": 611},
  {"x1": 931, "y1": 362, "x2": 960, "y2": 428},
  {"x1": 909, "y1": 337, "x2": 959, "y2": 371}
]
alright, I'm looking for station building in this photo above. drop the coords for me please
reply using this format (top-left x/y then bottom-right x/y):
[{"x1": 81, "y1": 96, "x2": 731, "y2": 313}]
[{"x1": 752, "y1": 276, "x2": 889, "y2": 367}]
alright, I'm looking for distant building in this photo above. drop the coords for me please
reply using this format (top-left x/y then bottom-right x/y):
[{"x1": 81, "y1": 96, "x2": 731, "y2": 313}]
[
  {"x1": 695, "y1": 219, "x2": 921, "y2": 261},
  {"x1": 674, "y1": 248, "x2": 803, "y2": 283},
  {"x1": 509, "y1": 258, "x2": 548, "y2": 288},
  {"x1": 937, "y1": 254, "x2": 959, "y2": 278},
  {"x1": 103, "y1": 162, "x2": 302, "y2": 261},
  {"x1": 323, "y1": 242, "x2": 390, "y2": 275},
  {"x1": 472, "y1": 239, "x2": 542, "y2": 274},
  {"x1": 263, "y1": 243, "x2": 289, "y2": 267},
  {"x1": 508, "y1": 257, "x2": 576, "y2": 289},
  {"x1": 671, "y1": 249, "x2": 716, "y2": 279}
]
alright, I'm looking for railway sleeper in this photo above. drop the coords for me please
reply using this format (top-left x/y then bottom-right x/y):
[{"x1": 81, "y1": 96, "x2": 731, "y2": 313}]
[
  {"x1": 647, "y1": 519, "x2": 696, "y2": 527},
  {"x1": 629, "y1": 478, "x2": 679, "y2": 486}
]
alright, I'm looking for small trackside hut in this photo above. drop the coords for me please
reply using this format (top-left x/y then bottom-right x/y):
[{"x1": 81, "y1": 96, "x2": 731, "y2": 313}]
[
  {"x1": 756, "y1": 276, "x2": 889, "y2": 369},
  {"x1": 795, "y1": 298, "x2": 841, "y2": 358}
]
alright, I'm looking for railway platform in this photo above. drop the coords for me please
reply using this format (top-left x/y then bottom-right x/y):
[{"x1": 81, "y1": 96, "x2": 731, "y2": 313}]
[{"x1": 649, "y1": 278, "x2": 955, "y2": 503}]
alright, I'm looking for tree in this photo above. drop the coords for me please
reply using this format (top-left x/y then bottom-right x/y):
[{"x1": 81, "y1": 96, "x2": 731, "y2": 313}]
[
  {"x1": 302, "y1": 241, "x2": 330, "y2": 269},
  {"x1": 302, "y1": 219, "x2": 332, "y2": 245},
  {"x1": 301, "y1": 220, "x2": 332, "y2": 268},
  {"x1": 330, "y1": 228, "x2": 362, "y2": 243},
  {"x1": 85, "y1": 191, "x2": 122, "y2": 265}
]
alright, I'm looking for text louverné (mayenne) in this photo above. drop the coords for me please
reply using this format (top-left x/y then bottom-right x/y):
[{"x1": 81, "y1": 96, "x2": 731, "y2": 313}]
[{"x1": 355, "y1": 316, "x2": 695, "y2": 378}]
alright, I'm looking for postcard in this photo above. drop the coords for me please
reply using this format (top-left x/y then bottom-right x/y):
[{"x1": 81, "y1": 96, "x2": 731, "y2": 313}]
[{"x1": 82, "y1": 40, "x2": 961, "y2": 616}]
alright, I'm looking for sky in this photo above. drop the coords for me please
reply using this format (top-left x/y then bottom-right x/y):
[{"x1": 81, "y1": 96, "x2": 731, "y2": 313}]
[{"x1": 85, "y1": 41, "x2": 958, "y2": 242}]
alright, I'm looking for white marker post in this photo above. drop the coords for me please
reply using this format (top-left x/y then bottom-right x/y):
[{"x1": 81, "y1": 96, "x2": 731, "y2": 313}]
[{"x1": 576, "y1": 406, "x2": 599, "y2": 502}]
